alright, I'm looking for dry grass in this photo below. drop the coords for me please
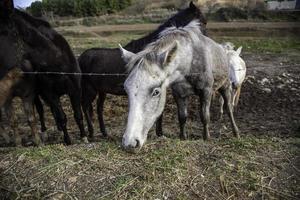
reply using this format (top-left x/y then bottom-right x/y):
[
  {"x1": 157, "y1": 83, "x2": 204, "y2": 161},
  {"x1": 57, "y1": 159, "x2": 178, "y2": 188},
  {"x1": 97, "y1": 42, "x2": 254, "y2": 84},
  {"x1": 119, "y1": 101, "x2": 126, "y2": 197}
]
[{"x1": 0, "y1": 137, "x2": 299, "y2": 199}]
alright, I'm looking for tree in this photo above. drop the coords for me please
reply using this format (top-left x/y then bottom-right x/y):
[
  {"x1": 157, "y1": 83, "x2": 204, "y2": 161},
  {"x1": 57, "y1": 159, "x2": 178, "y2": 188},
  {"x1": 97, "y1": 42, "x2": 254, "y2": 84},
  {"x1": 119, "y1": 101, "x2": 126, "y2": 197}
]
[
  {"x1": 28, "y1": 0, "x2": 132, "y2": 17},
  {"x1": 29, "y1": 1, "x2": 43, "y2": 17}
]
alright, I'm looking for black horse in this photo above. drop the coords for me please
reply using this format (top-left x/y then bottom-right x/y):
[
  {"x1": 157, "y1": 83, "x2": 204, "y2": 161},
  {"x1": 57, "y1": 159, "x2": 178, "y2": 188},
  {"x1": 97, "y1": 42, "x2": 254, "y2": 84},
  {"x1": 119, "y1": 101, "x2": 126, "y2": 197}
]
[
  {"x1": 0, "y1": 0, "x2": 86, "y2": 145},
  {"x1": 78, "y1": 2, "x2": 207, "y2": 139}
]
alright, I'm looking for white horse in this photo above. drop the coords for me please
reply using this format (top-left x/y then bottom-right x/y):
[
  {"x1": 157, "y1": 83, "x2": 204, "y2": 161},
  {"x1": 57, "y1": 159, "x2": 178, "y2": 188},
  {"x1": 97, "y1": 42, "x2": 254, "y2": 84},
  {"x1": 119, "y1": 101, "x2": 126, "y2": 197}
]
[
  {"x1": 120, "y1": 20, "x2": 240, "y2": 152},
  {"x1": 219, "y1": 43, "x2": 247, "y2": 116}
]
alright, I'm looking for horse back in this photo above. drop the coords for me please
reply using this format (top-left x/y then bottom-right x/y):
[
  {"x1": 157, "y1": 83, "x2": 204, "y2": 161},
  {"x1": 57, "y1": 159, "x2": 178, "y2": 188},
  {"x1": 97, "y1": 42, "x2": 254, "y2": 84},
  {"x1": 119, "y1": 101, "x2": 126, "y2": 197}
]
[
  {"x1": 79, "y1": 48, "x2": 126, "y2": 74},
  {"x1": 189, "y1": 34, "x2": 229, "y2": 91}
]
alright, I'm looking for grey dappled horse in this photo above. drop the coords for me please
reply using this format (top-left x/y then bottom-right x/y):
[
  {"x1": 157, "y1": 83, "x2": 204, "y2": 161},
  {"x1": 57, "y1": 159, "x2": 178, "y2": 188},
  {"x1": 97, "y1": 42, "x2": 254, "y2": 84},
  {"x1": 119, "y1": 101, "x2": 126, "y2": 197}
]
[
  {"x1": 79, "y1": 2, "x2": 207, "y2": 139},
  {"x1": 120, "y1": 20, "x2": 240, "y2": 152}
]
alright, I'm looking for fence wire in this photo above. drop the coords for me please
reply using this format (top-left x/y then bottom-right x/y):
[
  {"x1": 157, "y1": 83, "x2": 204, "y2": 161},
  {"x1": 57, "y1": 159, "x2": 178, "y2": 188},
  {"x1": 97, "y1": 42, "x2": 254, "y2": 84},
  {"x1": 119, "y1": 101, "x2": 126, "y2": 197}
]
[{"x1": 20, "y1": 69, "x2": 245, "y2": 76}]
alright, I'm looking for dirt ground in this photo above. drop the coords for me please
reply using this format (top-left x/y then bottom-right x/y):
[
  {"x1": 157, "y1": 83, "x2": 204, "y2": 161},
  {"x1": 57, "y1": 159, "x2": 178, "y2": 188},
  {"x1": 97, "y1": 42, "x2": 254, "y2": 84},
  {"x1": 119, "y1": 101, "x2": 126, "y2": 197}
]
[
  {"x1": 1, "y1": 52, "x2": 298, "y2": 146},
  {"x1": 0, "y1": 26, "x2": 299, "y2": 199}
]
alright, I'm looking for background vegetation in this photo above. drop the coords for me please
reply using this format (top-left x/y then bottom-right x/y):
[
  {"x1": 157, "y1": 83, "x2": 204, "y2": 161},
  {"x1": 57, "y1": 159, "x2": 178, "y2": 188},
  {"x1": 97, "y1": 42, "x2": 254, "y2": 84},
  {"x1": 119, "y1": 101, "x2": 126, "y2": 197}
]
[
  {"x1": 27, "y1": 0, "x2": 300, "y2": 27},
  {"x1": 28, "y1": 0, "x2": 132, "y2": 17}
]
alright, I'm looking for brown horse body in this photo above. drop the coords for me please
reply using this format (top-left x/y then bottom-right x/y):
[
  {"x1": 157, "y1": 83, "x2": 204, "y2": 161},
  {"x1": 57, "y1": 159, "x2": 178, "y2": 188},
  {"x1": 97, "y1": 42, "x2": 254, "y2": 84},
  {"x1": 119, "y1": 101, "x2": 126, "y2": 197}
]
[{"x1": 0, "y1": 68, "x2": 41, "y2": 146}]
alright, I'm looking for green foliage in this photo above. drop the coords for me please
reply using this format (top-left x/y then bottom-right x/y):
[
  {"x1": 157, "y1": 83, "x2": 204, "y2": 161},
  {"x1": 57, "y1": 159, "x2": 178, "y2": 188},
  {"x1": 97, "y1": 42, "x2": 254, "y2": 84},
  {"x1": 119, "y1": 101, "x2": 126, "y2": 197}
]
[
  {"x1": 207, "y1": 6, "x2": 300, "y2": 22},
  {"x1": 27, "y1": 0, "x2": 132, "y2": 17},
  {"x1": 28, "y1": 1, "x2": 43, "y2": 17}
]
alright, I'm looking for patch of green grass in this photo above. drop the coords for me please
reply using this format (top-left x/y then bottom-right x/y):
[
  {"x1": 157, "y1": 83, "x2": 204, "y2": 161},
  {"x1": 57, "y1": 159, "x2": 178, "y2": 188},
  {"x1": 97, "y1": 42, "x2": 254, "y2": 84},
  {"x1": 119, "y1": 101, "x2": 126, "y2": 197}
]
[
  {"x1": 14, "y1": 144, "x2": 66, "y2": 162},
  {"x1": 215, "y1": 36, "x2": 300, "y2": 53},
  {"x1": 63, "y1": 31, "x2": 148, "y2": 55},
  {"x1": 61, "y1": 28, "x2": 300, "y2": 55}
]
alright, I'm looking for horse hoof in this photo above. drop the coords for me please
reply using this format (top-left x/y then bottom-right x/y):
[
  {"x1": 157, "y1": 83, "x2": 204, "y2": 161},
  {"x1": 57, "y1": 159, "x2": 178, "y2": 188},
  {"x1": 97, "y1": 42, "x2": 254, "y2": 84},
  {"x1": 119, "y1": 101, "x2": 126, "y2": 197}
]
[
  {"x1": 88, "y1": 136, "x2": 95, "y2": 142},
  {"x1": 81, "y1": 137, "x2": 89, "y2": 144},
  {"x1": 234, "y1": 133, "x2": 241, "y2": 139},
  {"x1": 158, "y1": 135, "x2": 168, "y2": 141},
  {"x1": 233, "y1": 128, "x2": 240, "y2": 139},
  {"x1": 64, "y1": 138, "x2": 72, "y2": 145},
  {"x1": 15, "y1": 138, "x2": 22, "y2": 147},
  {"x1": 157, "y1": 134, "x2": 165, "y2": 138},
  {"x1": 1, "y1": 132, "x2": 10, "y2": 143},
  {"x1": 203, "y1": 134, "x2": 211, "y2": 141},
  {"x1": 180, "y1": 134, "x2": 187, "y2": 140},
  {"x1": 15, "y1": 143, "x2": 22, "y2": 147},
  {"x1": 102, "y1": 133, "x2": 108, "y2": 138},
  {"x1": 40, "y1": 132, "x2": 48, "y2": 143},
  {"x1": 35, "y1": 142, "x2": 44, "y2": 147},
  {"x1": 33, "y1": 136, "x2": 43, "y2": 147}
]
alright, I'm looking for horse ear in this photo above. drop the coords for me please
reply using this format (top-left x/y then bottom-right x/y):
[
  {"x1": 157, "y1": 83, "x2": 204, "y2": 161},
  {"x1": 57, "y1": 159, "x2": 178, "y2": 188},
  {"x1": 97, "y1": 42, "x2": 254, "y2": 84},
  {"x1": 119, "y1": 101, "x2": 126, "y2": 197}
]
[
  {"x1": 119, "y1": 44, "x2": 136, "y2": 63},
  {"x1": 159, "y1": 42, "x2": 178, "y2": 68},
  {"x1": 189, "y1": 1, "x2": 197, "y2": 10},
  {"x1": 236, "y1": 46, "x2": 243, "y2": 55}
]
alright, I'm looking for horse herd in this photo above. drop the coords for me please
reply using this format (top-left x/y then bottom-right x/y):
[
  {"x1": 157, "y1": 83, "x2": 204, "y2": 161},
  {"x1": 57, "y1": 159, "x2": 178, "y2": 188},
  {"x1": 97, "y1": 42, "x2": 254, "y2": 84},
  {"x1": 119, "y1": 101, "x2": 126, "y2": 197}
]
[{"x1": 0, "y1": 1, "x2": 246, "y2": 152}]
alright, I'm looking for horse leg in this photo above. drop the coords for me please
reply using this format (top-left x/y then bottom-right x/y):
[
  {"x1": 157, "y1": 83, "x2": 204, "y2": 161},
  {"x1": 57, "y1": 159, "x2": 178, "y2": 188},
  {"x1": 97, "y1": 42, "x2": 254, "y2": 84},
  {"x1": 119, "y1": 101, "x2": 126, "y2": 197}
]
[
  {"x1": 0, "y1": 125, "x2": 10, "y2": 144},
  {"x1": 69, "y1": 93, "x2": 87, "y2": 143},
  {"x1": 34, "y1": 95, "x2": 47, "y2": 132},
  {"x1": 82, "y1": 101, "x2": 95, "y2": 139},
  {"x1": 97, "y1": 93, "x2": 107, "y2": 137},
  {"x1": 23, "y1": 96, "x2": 42, "y2": 146},
  {"x1": 199, "y1": 89, "x2": 212, "y2": 140},
  {"x1": 155, "y1": 113, "x2": 163, "y2": 137},
  {"x1": 219, "y1": 87, "x2": 240, "y2": 138},
  {"x1": 173, "y1": 93, "x2": 188, "y2": 140},
  {"x1": 50, "y1": 106, "x2": 62, "y2": 131},
  {"x1": 83, "y1": 103, "x2": 94, "y2": 139},
  {"x1": 82, "y1": 86, "x2": 97, "y2": 138},
  {"x1": 88, "y1": 103, "x2": 94, "y2": 121},
  {"x1": 47, "y1": 97, "x2": 71, "y2": 145},
  {"x1": 219, "y1": 95, "x2": 224, "y2": 120},
  {"x1": 0, "y1": 108, "x2": 10, "y2": 144},
  {"x1": 5, "y1": 102, "x2": 21, "y2": 146}
]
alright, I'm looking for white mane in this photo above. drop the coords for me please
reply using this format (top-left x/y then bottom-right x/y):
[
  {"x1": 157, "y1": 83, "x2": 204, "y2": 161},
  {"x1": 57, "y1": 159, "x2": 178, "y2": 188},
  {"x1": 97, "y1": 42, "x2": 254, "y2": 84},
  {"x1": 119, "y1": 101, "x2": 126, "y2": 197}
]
[
  {"x1": 158, "y1": 20, "x2": 202, "y2": 40},
  {"x1": 126, "y1": 20, "x2": 203, "y2": 73}
]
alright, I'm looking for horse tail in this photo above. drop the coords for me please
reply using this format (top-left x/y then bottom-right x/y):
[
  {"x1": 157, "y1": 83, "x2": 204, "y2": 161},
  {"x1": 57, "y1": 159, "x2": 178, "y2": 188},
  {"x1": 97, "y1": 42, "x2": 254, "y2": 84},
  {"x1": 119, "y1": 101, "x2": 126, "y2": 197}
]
[{"x1": 234, "y1": 86, "x2": 241, "y2": 106}]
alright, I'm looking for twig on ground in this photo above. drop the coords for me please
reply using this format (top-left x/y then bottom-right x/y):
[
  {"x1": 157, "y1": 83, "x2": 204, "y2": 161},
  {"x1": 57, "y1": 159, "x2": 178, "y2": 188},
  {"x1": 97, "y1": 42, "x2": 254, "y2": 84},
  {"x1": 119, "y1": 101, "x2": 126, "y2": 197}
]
[{"x1": 3, "y1": 153, "x2": 26, "y2": 174}]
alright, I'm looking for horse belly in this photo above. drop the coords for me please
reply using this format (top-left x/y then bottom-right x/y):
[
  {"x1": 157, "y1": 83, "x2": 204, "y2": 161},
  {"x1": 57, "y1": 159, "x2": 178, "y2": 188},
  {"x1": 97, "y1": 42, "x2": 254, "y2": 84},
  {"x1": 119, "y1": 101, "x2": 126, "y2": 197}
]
[{"x1": 172, "y1": 81, "x2": 194, "y2": 98}]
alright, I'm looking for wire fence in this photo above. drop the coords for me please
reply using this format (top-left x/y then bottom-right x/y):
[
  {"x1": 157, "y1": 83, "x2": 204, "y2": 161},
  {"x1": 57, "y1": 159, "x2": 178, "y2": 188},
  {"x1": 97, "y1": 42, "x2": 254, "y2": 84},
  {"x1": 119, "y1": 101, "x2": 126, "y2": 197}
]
[
  {"x1": 20, "y1": 69, "x2": 246, "y2": 76},
  {"x1": 21, "y1": 71, "x2": 127, "y2": 76}
]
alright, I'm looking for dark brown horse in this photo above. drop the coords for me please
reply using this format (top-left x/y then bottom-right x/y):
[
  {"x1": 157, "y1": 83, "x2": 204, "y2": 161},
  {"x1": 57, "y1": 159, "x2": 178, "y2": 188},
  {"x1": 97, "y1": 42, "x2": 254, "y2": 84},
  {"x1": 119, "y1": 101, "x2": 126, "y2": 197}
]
[
  {"x1": 0, "y1": 0, "x2": 87, "y2": 145},
  {"x1": 0, "y1": 0, "x2": 41, "y2": 146}
]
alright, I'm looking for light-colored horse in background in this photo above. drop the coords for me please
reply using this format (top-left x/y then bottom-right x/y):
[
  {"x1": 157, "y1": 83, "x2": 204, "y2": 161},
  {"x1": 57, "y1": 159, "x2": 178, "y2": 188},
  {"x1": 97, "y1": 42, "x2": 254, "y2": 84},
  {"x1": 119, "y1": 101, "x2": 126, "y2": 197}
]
[
  {"x1": 120, "y1": 20, "x2": 240, "y2": 152},
  {"x1": 219, "y1": 42, "x2": 247, "y2": 116}
]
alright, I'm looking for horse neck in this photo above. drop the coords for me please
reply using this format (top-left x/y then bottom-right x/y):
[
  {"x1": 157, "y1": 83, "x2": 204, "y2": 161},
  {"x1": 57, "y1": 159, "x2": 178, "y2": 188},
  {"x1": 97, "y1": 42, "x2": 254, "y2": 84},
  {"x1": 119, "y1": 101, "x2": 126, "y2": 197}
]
[{"x1": 124, "y1": 30, "x2": 162, "y2": 53}]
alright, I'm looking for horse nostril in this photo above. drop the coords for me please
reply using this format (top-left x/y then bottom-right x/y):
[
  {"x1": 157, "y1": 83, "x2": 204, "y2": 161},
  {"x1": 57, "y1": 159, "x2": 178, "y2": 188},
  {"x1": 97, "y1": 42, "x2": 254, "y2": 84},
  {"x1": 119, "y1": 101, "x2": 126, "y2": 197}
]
[{"x1": 135, "y1": 139, "x2": 140, "y2": 148}]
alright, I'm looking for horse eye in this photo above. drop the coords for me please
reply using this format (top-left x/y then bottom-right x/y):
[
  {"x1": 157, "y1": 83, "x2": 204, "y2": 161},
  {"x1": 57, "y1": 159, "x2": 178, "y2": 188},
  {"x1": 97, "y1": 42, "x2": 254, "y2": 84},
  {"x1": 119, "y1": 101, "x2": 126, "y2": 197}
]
[{"x1": 152, "y1": 88, "x2": 161, "y2": 97}]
